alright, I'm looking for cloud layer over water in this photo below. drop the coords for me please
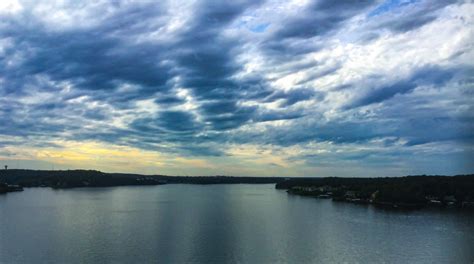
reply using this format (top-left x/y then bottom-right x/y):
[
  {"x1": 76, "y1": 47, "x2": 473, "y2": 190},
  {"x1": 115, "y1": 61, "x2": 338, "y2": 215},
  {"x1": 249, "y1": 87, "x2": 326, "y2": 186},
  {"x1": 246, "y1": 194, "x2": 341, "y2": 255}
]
[{"x1": 0, "y1": 0, "x2": 473, "y2": 176}]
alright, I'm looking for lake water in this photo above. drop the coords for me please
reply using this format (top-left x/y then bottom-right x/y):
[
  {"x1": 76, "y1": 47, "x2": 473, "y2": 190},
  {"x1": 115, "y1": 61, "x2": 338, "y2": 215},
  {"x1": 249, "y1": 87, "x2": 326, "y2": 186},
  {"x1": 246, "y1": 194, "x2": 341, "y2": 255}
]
[{"x1": 1, "y1": 184, "x2": 473, "y2": 263}]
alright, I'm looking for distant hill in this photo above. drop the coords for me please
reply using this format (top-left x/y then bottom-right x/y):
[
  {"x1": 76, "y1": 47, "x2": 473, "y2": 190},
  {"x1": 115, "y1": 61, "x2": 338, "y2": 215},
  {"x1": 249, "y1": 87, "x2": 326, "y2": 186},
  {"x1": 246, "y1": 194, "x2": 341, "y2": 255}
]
[{"x1": 0, "y1": 169, "x2": 287, "y2": 188}]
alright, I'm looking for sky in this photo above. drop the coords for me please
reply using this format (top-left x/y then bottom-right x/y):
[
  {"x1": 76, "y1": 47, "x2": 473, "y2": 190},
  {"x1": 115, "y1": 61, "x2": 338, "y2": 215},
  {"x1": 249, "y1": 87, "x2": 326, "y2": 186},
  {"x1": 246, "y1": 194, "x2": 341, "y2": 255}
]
[{"x1": 0, "y1": 0, "x2": 473, "y2": 177}]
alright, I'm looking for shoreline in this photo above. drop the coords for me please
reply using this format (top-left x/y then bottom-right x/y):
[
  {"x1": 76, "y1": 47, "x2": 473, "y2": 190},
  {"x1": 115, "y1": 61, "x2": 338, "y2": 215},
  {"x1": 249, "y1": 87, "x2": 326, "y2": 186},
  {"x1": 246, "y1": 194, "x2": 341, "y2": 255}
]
[
  {"x1": 2, "y1": 169, "x2": 474, "y2": 211},
  {"x1": 277, "y1": 175, "x2": 474, "y2": 210}
]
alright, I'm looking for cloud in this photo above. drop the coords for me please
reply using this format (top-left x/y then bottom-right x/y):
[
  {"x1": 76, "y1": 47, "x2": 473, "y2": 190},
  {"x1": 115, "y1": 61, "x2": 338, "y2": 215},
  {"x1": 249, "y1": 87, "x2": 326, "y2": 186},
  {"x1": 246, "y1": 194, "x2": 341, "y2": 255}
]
[
  {"x1": 131, "y1": 111, "x2": 201, "y2": 133},
  {"x1": 0, "y1": 0, "x2": 472, "y2": 176},
  {"x1": 346, "y1": 65, "x2": 464, "y2": 109},
  {"x1": 265, "y1": 88, "x2": 321, "y2": 107},
  {"x1": 369, "y1": 0, "x2": 460, "y2": 33},
  {"x1": 272, "y1": 0, "x2": 377, "y2": 39}
]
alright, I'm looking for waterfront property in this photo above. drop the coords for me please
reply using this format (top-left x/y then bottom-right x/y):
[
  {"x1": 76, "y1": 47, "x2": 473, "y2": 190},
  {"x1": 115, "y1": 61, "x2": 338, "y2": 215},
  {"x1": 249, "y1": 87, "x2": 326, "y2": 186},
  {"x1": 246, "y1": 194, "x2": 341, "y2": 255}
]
[{"x1": 278, "y1": 175, "x2": 474, "y2": 209}]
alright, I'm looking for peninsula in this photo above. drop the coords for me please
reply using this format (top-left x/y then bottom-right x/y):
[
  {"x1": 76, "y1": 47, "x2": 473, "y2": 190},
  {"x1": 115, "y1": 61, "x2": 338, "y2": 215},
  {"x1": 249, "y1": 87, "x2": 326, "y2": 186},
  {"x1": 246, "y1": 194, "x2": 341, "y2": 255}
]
[{"x1": 276, "y1": 175, "x2": 474, "y2": 209}]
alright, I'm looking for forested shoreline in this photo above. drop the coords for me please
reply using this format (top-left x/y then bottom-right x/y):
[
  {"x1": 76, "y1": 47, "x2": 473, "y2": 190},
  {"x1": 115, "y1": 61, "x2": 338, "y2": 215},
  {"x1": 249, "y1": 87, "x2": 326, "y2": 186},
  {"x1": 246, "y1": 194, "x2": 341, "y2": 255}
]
[{"x1": 2, "y1": 169, "x2": 474, "y2": 209}]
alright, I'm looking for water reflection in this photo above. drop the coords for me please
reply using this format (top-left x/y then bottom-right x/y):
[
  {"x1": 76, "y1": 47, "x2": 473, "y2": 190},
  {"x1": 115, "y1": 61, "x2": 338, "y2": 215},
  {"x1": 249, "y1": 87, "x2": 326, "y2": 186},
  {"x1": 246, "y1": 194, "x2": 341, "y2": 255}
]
[{"x1": 1, "y1": 185, "x2": 473, "y2": 263}]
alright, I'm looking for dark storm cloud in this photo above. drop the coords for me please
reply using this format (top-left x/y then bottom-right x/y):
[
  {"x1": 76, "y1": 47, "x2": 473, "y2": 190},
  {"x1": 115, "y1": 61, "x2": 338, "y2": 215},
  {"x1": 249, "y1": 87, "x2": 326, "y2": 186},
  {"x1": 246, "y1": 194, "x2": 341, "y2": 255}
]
[
  {"x1": 260, "y1": 0, "x2": 377, "y2": 56},
  {"x1": 290, "y1": 147, "x2": 414, "y2": 169},
  {"x1": 265, "y1": 88, "x2": 322, "y2": 107},
  {"x1": 0, "y1": 0, "x2": 267, "y2": 148},
  {"x1": 200, "y1": 101, "x2": 239, "y2": 115},
  {"x1": 4, "y1": 29, "x2": 172, "y2": 99},
  {"x1": 166, "y1": 0, "x2": 273, "y2": 132},
  {"x1": 0, "y1": 2, "x2": 181, "y2": 117},
  {"x1": 154, "y1": 96, "x2": 185, "y2": 106},
  {"x1": 346, "y1": 65, "x2": 465, "y2": 109},
  {"x1": 2, "y1": 0, "x2": 373, "y2": 145},
  {"x1": 204, "y1": 105, "x2": 257, "y2": 131},
  {"x1": 396, "y1": 116, "x2": 474, "y2": 146},
  {"x1": 174, "y1": 0, "x2": 265, "y2": 93},
  {"x1": 273, "y1": 0, "x2": 377, "y2": 39},
  {"x1": 256, "y1": 0, "x2": 398, "y2": 82},
  {"x1": 265, "y1": 120, "x2": 388, "y2": 146},
  {"x1": 0, "y1": 96, "x2": 83, "y2": 138},
  {"x1": 232, "y1": 92, "x2": 474, "y2": 148},
  {"x1": 131, "y1": 111, "x2": 202, "y2": 133},
  {"x1": 158, "y1": 111, "x2": 202, "y2": 132}
]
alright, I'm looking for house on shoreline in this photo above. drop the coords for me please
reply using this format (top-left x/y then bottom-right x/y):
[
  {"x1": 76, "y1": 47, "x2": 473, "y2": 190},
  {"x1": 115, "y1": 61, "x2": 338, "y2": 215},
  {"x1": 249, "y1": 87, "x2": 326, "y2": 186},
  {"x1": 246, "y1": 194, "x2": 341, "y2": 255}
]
[{"x1": 0, "y1": 165, "x2": 23, "y2": 194}]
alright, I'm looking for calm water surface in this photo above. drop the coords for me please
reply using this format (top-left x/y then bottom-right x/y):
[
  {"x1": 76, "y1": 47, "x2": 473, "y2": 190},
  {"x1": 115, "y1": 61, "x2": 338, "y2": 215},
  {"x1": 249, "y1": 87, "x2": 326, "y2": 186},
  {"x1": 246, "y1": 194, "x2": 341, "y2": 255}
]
[{"x1": 1, "y1": 184, "x2": 473, "y2": 263}]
